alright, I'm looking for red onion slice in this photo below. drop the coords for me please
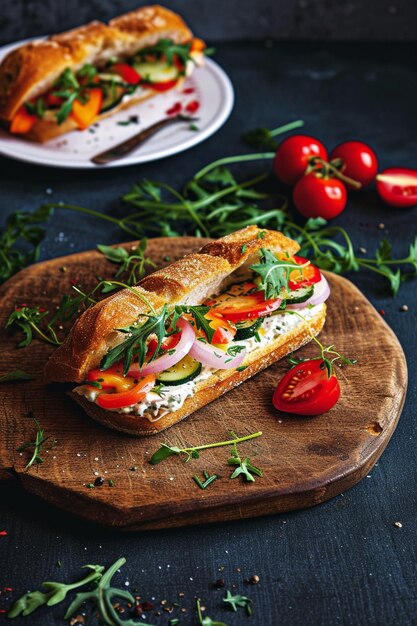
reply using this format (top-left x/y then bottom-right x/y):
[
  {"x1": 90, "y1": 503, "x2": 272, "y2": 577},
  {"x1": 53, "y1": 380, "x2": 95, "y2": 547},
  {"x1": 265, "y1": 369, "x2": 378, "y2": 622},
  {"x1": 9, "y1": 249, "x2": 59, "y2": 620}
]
[
  {"x1": 286, "y1": 274, "x2": 330, "y2": 309},
  {"x1": 128, "y1": 317, "x2": 195, "y2": 377},
  {"x1": 189, "y1": 338, "x2": 246, "y2": 370}
]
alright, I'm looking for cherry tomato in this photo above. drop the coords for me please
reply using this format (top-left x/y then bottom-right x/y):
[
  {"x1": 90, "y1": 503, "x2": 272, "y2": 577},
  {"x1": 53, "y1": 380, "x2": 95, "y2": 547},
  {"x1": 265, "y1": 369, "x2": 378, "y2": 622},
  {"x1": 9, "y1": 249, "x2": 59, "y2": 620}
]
[
  {"x1": 46, "y1": 93, "x2": 64, "y2": 107},
  {"x1": 293, "y1": 173, "x2": 347, "y2": 219},
  {"x1": 97, "y1": 374, "x2": 156, "y2": 410},
  {"x1": 330, "y1": 141, "x2": 378, "y2": 189},
  {"x1": 274, "y1": 135, "x2": 328, "y2": 186},
  {"x1": 214, "y1": 292, "x2": 282, "y2": 323},
  {"x1": 273, "y1": 360, "x2": 340, "y2": 415},
  {"x1": 287, "y1": 255, "x2": 322, "y2": 291},
  {"x1": 113, "y1": 63, "x2": 141, "y2": 85},
  {"x1": 376, "y1": 167, "x2": 417, "y2": 208}
]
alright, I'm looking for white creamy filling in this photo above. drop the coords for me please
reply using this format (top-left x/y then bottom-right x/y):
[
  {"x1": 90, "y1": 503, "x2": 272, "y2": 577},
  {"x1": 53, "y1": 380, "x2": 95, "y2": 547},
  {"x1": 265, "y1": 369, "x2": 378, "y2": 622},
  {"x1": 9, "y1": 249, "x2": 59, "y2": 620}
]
[{"x1": 73, "y1": 304, "x2": 324, "y2": 422}]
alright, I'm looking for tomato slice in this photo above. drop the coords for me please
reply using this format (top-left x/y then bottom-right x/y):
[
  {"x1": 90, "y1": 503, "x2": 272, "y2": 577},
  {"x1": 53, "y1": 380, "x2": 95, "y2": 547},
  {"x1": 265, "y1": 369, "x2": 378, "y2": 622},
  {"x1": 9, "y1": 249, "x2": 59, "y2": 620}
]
[
  {"x1": 273, "y1": 360, "x2": 340, "y2": 416},
  {"x1": 146, "y1": 331, "x2": 181, "y2": 360},
  {"x1": 144, "y1": 79, "x2": 178, "y2": 92},
  {"x1": 96, "y1": 374, "x2": 156, "y2": 410},
  {"x1": 213, "y1": 292, "x2": 282, "y2": 323},
  {"x1": 112, "y1": 63, "x2": 141, "y2": 85},
  {"x1": 287, "y1": 255, "x2": 321, "y2": 291}
]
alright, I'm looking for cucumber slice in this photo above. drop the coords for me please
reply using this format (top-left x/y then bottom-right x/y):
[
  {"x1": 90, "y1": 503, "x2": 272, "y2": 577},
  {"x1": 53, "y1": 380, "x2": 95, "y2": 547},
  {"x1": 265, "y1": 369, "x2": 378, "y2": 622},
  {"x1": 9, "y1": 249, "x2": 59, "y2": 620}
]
[
  {"x1": 234, "y1": 317, "x2": 264, "y2": 341},
  {"x1": 156, "y1": 354, "x2": 202, "y2": 386},
  {"x1": 132, "y1": 60, "x2": 179, "y2": 83},
  {"x1": 283, "y1": 285, "x2": 314, "y2": 304},
  {"x1": 100, "y1": 85, "x2": 126, "y2": 113}
]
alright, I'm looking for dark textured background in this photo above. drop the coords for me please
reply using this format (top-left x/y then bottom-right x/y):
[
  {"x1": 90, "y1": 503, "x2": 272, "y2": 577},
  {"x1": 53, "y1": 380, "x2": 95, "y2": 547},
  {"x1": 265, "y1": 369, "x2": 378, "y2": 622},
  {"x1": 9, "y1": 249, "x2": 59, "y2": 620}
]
[
  {"x1": 1, "y1": 0, "x2": 417, "y2": 42},
  {"x1": 1, "y1": 3, "x2": 417, "y2": 626}
]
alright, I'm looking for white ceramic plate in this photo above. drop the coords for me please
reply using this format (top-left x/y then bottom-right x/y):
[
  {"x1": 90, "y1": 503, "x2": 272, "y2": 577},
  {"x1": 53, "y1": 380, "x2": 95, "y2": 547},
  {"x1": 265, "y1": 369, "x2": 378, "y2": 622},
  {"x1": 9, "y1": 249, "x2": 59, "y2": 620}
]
[{"x1": 0, "y1": 38, "x2": 234, "y2": 169}]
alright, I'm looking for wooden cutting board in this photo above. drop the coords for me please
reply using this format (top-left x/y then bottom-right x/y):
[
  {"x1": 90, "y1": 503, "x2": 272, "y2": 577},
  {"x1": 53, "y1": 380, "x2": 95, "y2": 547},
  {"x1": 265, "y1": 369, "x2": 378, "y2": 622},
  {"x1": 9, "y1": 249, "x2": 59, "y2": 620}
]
[{"x1": 0, "y1": 237, "x2": 407, "y2": 530}]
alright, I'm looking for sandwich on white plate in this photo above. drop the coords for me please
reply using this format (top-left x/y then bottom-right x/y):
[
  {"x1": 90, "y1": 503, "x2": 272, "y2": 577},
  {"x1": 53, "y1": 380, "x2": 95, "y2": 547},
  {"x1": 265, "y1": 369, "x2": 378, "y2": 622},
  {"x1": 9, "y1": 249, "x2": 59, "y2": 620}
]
[
  {"x1": 0, "y1": 5, "x2": 206, "y2": 141},
  {"x1": 44, "y1": 226, "x2": 331, "y2": 436}
]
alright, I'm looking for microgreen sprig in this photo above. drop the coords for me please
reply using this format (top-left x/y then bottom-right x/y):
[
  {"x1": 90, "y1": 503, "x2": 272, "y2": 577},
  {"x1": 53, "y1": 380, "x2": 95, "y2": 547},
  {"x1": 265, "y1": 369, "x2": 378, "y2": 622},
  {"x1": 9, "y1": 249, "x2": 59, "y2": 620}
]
[
  {"x1": 223, "y1": 590, "x2": 253, "y2": 616},
  {"x1": 196, "y1": 598, "x2": 227, "y2": 626},
  {"x1": 150, "y1": 431, "x2": 263, "y2": 465},
  {"x1": 16, "y1": 418, "x2": 55, "y2": 471},
  {"x1": 97, "y1": 239, "x2": 156, "y2": 292},
  {"x1": 227, "y1": 436, "x2": 263, "y2": 482}
]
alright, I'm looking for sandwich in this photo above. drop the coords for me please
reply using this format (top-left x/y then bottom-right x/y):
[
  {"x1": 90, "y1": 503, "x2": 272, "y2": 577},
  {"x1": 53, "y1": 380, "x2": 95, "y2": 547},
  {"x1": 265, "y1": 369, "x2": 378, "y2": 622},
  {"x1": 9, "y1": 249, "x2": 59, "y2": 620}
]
[
  {"x1": 44, "y1": 226, "x2": 330, "y2": 436},
  {"x1": 0, "y1": 5, "x2": 205, "y2": 142}
]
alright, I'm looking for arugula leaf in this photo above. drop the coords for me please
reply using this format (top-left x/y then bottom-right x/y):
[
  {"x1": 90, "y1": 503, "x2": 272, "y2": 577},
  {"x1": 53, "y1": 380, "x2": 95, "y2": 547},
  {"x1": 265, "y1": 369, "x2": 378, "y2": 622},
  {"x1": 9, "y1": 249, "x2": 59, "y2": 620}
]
[
  {"x1": 16, "y1": 418, "x2": 55, "y2": 471},
  {"x1": 78, "y1": 63, "x2": 98, "y2": 80},
  {"x1": 176, "y1": 305, "x2": 215, "y2": 343},
  {"x1": 97, "y1": 239, "x2": 156, "y2": 290},
  {"x1": 150, "y1": 444, "x2": 183, "y2": 464},
  {"x1": 250, "y1": 248, "x2": 300, "y2": 298},
  {"x1": 223, "y1": 590, "x2": 253, "y2": 615},
  {"x1": 0, "y1": 369, "x2": 33, "y2": 383},
  {"x1": 5, "y1": 305, "x2": 60, "y2": 347},
  {"x1": 55, "y1": 91, "x2": 79, "y2": 125},
  {"x1": 135, "y1": 39, "x2": 192, "y2": 67},
  {"x1": 100, "y1": 305, "x2": 169, "y2": 375},
  {"x1": 54, "y1": 67, "x2": 79, "y2": 90}
]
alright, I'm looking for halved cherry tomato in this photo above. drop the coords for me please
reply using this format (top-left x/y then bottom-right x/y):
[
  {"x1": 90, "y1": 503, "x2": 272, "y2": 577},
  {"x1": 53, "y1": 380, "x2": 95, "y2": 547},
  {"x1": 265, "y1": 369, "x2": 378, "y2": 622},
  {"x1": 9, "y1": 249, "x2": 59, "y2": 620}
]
[
  {"x1": 204, "y1": 310, "x2": 237, "y2": 344},
  {"x1": 146, "y1": 331, "x2": 181, "y2": 360},
  {"x1": 10, "y1": 106, "x2": 36, "y2": 134},
  {"x1": 376, "y1": 167, "x2": 417, "y2": 208},
  {"x1": 293, "y1": 172, "x2": 347, "y2": 220},
  {"x1": 273, "y1": 360, "x2": 340, "y2": 415},
  {"x1": 214, "y1": 292, "x2": 281, "y2": 323},
  {"x1": 144, "y1": 79, "x2": 178, "y2": 92},
  {"x1": 330, "y1": 141, "x2": 378, "y2": 189},
  {"x1": 97, "y1": 374, "x2": 156, "y2": 410},
  {"x1": 71, "y1": 88, "x2": 103, "y2": 130},
  {"x1": 274, "y1": 135, "x2": 328, "y2": 186},
  {"x1": 113, "y1": 63, "x2": 141, "y2": 85},
  {"x1": 287, "y1": 255, "x2": 321, "y2": 291},
  {"x1": 86, "y1": 368, "x2": 134, "y2": 392}
]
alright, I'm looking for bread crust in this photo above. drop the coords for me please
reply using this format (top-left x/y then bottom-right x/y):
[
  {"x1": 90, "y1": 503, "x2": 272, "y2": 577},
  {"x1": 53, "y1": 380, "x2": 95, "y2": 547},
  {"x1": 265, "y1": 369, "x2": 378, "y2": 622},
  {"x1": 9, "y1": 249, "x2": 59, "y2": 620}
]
[
  {"x1": 69, "y1": 304, "x2": 326, "y2": 436},
  {"x1": 0, "y1": 5, "x2": 193, "y2": 138}
]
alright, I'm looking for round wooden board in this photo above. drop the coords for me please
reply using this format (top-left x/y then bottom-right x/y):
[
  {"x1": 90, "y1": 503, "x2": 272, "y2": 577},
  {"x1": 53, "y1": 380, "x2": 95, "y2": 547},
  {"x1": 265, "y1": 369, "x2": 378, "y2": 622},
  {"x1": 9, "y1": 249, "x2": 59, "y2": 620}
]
[{"x1": 0, "y1": 238, "x2": 407, "y2": 530}]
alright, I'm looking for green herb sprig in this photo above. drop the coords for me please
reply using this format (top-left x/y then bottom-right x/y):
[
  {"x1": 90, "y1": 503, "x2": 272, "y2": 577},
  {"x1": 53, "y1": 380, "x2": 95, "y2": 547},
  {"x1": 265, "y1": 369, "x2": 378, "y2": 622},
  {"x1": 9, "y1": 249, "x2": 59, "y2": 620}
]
[
  {"x1": 196, "y1": 598, "x2": 227, "y2": 626},
  {"x1": 223, "y1": 590, "x2": 253, "y2": 615},
  {"x1": 135, "y1": 39, "x2": 193, "y2": 67},
  {"x1": 250, "y1": 248, "x2": 305, "y2": 298},
  {"x1": 0, "y1": 369, "x2": 33, "y2": 382},
  {"x1": 150, "y1": 430, "x2": 263, "y2": 464},
  {"x1": 16, "y1": 418, "x2": 55, "y2": 471},
  {"x1": 242, "y1": 119, "x2": 305, "y2": 150},
  {"x1": 227, "y1": 437, "x2": 263, "y2": 482},
  {"x1": 97, "y1": 240, "x2": 156, "y2": 292},
  {"x1": 8, "y1": 557, "x2": 155, "y2": 626}
]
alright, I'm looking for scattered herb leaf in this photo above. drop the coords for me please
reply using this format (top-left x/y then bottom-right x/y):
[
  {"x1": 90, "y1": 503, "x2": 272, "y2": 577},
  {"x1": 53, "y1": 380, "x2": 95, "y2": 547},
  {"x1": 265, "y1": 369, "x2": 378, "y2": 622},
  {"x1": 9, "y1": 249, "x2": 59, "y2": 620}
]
[
  {"x1": 16, "y1": 418, "x2": 55, "y2": 471},
  {"x1": 0, "y1": 369, "x2": 33, "y2": 383},
  {"x1": 223, "y1": 590, "x2": 253, "y2": 615}
]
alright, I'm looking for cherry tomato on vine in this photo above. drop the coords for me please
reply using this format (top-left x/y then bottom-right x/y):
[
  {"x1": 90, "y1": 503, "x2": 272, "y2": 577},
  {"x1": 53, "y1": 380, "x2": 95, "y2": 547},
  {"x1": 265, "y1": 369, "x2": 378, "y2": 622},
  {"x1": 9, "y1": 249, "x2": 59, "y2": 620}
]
[
  {"x1": 376, "y1": 167, "x2": 417, "y2": 208},
  {"x1": 293, "y1": 172, "x2": 347, "y2": 219},
  {"x1": 273, "y1": 135, "x2": 328, "y2": 186},
  {"x1": 330, "y1": 141, "x2": 378, "y2": 189},
  {"x1": 273, "y1": 359, "x2": 340, "y2": 415}
]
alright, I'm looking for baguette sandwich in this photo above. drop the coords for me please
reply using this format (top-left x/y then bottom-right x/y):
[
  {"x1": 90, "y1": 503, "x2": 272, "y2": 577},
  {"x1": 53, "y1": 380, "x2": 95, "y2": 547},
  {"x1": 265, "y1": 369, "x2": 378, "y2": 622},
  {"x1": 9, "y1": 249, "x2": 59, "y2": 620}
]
[
  {"x1": 44, "y1": 226, "x2": 330, "y2": 436},
  {"x1": 0, "y1": 5, "x2": 205, "y2": 142}
]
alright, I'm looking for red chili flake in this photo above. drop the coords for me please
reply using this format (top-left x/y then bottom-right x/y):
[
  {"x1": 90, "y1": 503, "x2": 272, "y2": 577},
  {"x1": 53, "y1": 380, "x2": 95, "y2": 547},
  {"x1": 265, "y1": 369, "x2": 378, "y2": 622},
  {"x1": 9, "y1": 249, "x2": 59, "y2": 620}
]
[
  {"x1": 38, "y1": 307, "x2": 46, "y2": 313},
  {"x1": 186, "y1": 100, "x2": 200, "y2": 113},
  {"x1": 378, "y1": 309, "x2": 385, "y2": 316},
  {"x1": 183, "y1": 87, "x2": 195, "y2": 94},
  {"x1": 166, "y1": 102, "x2": 182, "y2": 116},
  {"x1": 0, "y1": 609, "x2": 7, "y2": 614},
  {"x1": 3, "y1": 588, "x2": 12, "y2": 592},
  {"x1": 0, "y1": 531, "x2": 8, "y2": 536}
]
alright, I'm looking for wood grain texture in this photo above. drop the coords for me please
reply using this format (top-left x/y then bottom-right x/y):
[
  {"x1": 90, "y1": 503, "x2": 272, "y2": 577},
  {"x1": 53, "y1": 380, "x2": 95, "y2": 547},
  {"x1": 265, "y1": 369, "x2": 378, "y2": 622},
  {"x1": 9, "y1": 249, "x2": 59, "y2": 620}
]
[{"x1": 0, "y1": 237, "x2": 407, "y2": 529}]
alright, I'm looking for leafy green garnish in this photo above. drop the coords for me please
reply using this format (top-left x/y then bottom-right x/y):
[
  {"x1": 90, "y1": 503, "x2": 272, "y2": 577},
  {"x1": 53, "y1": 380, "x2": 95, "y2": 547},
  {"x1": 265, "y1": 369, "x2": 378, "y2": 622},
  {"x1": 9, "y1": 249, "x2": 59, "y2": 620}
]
[
  {"x1": 5, "y1": 305, "x2": 61, "y2": 347},
  {"x1": 250, "y1": 248, "x2": 301, "y2": 299},
  {"x1": 25, "y1": 98, "x2": 46, "y2": 119},
  {"x1": 97, "y1": 239, "x2": 156, "y2": 291},
  {"x1": 0, "y1": 369, "x2": 33, "y2": 382},
  {"x1": 100, "y1": 305, "x2": 168, "y2": 375},
  {"x1": 242, "y1": 119, "x2": 305, "y2": 150},
  {"x1": 227, "y1": 440, "x2": 263, "y2": 482},
  {"x1": 16, "y1": 418, "x2": 55, "y2": 471},
  {"x1": 175, "y1": 305, "x2": 215, "y2": 343},
  {"x1": 78, "y1": 63, "x2": 98, "y2": 80},
  {"x1": 8, "y1": 557, "x2": 154, "y2": 626},
  {"x1": 196, "y1": 598, "x2": 227, "y2": 626},
  {"x1": 135, "y1": 39, "x2": 192, "y2": 68},
  {"x1": 150, "y1": 431, "x2": 263, "y2": 465},
  {"x1": 223, "y1": 590, "x2": 253, "y2": 615}
]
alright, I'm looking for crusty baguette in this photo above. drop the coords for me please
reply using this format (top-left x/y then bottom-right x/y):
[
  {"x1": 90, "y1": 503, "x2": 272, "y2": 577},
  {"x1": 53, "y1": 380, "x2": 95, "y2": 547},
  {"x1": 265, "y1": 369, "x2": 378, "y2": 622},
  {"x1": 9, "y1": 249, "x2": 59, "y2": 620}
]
[
  {"x1": 44, "y1": 226, "x2": 326, "y2": 436},
  {"x1": 70, "y1": 305, "x2": 325, "y2": 435},
  {"x1": 0, "y1": 5, "x2": 193, "y2": 141}
]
